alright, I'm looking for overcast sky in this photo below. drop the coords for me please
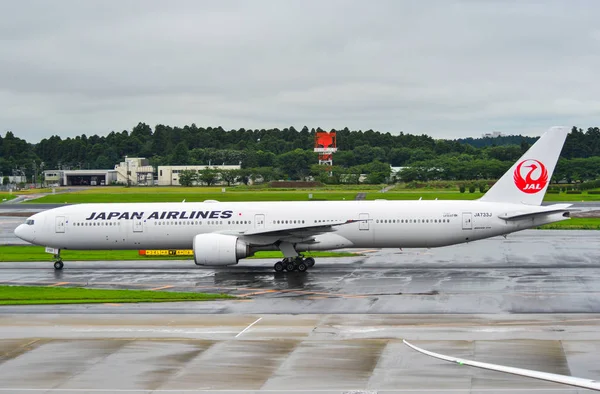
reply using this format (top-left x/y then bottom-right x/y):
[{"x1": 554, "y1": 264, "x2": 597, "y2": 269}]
[{"x1": 1, "y1": 0, "x2": 599, "y2": 142}]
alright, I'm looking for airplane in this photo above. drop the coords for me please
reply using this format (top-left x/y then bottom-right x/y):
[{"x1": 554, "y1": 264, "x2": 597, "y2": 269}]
[
  {"x1": 15, "y1": 126, "x2": 571, "y2": 272},
  {"x1": 403, "y1": 340, "x2": 600, "y2": 391}
]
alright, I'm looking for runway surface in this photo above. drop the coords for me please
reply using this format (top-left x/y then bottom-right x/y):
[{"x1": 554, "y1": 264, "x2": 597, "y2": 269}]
[
  {"x1": 1, "y1": 314, "x2": 599, "y2": 393},
  {"x1": 1, "y1": 230, "x2": 599, "y2": 314}
]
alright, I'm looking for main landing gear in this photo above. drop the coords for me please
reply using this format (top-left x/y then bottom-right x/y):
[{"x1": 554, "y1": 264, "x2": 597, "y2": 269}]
[{"x1": 273, "y1": 256, "x2": 315, "y2": 272}]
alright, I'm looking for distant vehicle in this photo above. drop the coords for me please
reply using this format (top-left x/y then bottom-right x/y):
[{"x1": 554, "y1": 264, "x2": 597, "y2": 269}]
[{"x1": 15, "y1": 127, "x2": 572, "y2": 271}]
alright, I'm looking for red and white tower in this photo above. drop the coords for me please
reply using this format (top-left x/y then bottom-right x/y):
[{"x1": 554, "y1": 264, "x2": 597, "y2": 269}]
[{"x1": 314, "y1": 131, "x2": 337, "y2": 166}]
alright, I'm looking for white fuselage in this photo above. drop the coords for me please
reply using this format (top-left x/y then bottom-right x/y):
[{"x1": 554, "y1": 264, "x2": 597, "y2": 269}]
[{"x1": 15, "y1": 200, "x2": 568, "y2": 253}]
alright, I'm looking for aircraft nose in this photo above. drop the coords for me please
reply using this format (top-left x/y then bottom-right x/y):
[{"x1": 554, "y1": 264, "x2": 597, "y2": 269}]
[{"x1": 14, "y1": 224, "x2": 34, "y2": 243}]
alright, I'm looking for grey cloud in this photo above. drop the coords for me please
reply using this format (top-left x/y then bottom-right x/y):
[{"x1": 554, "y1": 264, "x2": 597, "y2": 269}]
[{"x1": 0, "y1": 0, "x2": 599, "y2": 142}]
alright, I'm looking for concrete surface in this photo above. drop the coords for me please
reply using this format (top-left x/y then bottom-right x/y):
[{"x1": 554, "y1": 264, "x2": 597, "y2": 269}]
[
  {"x1": 0, "y1": 230, "x2": 599, "y2": 314},
  {"x1": 0, "y1": 314, "x2": 599, "y2": 393}
]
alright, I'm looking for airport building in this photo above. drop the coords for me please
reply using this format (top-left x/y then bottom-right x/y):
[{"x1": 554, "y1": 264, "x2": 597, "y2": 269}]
[
  {"x1": 158, "y1": 165, "x2": 241, "y2": 186},
  {"x1": 43, "y1": 157, "x2": 154, "y2": 187},
  {"x1": 43, "y1": 159, "x2": 242, "y2": 187},
  {"x1": 114, "y1": 157, "x2": 154, "y2": 186},
  {"x1": 43, "y1": 169, "x2": 118, "y2": 187}
]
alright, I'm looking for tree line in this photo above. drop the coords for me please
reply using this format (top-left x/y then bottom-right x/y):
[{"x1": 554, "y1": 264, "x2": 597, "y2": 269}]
[{"x1": 1, "y1": 124, "x2": 600, "y2": 184}]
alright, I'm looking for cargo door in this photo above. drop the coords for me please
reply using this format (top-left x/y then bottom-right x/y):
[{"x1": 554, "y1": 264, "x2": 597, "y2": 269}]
[
  {"x1": 359, "y1": 213, "x2": 370, "y2": 231},
  {"x1": 254, "y1": 214, "x2": 265, "y2": 230},
  {"x1": 55, "y1": 216, "x2": 65, "y2": 233},
  {"x1": 462, "y1": 212, "x2": 472, "y2": 230}
]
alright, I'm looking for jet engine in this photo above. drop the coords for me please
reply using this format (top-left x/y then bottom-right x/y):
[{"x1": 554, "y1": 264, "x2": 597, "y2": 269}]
[{"x1": 193, "y1": 233, "x2": 250, "y2": 266}]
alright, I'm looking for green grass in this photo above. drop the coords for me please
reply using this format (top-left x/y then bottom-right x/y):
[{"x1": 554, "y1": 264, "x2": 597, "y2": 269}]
[
  {"x1": 0, "y1": 285, "x2": 233, "y2": 305},
  {"x1": 366, "y1": 191, "x2": 484, "y2": 200},
  {"x1": 0, "y1": 246, "x2": 358, "y2": 262},
  {"x1": 537, "y1": 218, "x2": 600, "y2": 230},
  {"x1": 370, "y1": 190, "x2": 600, "y2": 201},
  {"x1": 250, "y1": 251, "x2": 356, "y2": 259},
  {"x1": 26, "y1": 185, "x2": 600, "y2": 204},
  {"x1": 543, "y1": 192, "x2": 600, "y2": 201},
  {"x1": 0, "y1": 193, "x2": 17, "y2": 202},
  {"x1": 25, "y1": 191, "x2": 360, "y2": 203}
]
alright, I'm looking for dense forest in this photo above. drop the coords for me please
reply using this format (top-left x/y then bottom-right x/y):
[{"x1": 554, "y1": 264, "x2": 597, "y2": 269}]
[{"x1": 1, "y1": 124, "x2": 599, "y2": 184}]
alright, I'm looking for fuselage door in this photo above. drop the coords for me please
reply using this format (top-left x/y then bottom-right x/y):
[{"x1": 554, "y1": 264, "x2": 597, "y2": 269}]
[
  {"x1": 55, "y1": 216, "x2": 65, "y2": 233},
  {"x1": 133, "y1": 219, "x2": 144, "y2": 233},
  {"x1": 462, "y1": 212, "x2": 472, "y2": 230},
  {"x1": 254, "y1": 214, "x2": 265, "y2": 230},
  {"x1": 359, "y1": 213, "x2": 369, "y2": 231}
]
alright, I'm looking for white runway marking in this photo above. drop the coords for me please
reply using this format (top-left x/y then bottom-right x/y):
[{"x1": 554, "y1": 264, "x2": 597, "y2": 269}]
[{"x1": 235, "y1": 317, "x2": 262, "y2": 338}]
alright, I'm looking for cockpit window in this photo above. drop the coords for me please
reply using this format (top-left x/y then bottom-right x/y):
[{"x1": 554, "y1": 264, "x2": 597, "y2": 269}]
[{"x1": 25, "y1": 219, "x2": 35, "y2": 225}]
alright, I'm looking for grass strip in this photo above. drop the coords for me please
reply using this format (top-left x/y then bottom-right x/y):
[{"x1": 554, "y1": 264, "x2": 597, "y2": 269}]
[
  {"x1": 0, "y1": 194, "x2": 17, "y2": 202},
  {"x1": 22, "y1": 188, "x2": 600, "y2": 203},
  {"x1": 537, "y1": 217, "x2": 600, "y2": 230},
  {"x1": 0, "y1": 285, "x2": 233, "y2": 305},
  {"x1": 24, "y1": 191, "x2": 360, "y2": 203},
  {"x1": 0, "y1": 246, "x2": 358, "y2": 262}
]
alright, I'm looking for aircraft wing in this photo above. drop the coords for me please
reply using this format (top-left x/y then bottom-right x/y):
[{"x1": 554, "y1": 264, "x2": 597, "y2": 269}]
[
  {"x1": 241, "y1": 219, "x2": 366, "y2": 238},
  {"x1": 403, "y1": 340, "x2": 600, "y2": 392},
  {"x1": 498, "y1": 204, "x2": 572, "y2": 221}
]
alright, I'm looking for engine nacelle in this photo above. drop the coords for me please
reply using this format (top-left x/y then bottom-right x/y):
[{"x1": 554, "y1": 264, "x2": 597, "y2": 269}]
[{"x1": 193, "y1": 233, "x2": 250, "y2": 266}]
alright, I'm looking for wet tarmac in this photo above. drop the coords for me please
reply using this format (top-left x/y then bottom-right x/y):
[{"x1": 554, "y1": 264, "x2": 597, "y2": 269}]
[
  {"x1": 0, "y1": 314, "x2": 599, "y2": 393},
  {"x1": 0, "y1": 230, "x2": 599, "y2": 314}
]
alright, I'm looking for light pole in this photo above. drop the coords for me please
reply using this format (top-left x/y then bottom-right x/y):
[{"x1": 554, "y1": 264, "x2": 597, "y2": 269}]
[{"x1": 125, "y1": 156, "x2": 130, "y2": 187}]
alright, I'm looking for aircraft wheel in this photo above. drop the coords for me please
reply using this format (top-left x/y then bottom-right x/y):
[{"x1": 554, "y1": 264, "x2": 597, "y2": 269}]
[
  {"x1": 274, "y1": 261, "x2": 284, "y2": 272},
  {"x1": 285, "y1": 262, "x2": 296, "y2": 272},
  {"x1": 54, "y1": 260, "x2": 64, "y2": 270},
  {"x1": 297, "y1": 262, "x2": 307, "y2": 272},
  {"x1": 304, "y1": 257, "x2": 315, "y2": 268}
]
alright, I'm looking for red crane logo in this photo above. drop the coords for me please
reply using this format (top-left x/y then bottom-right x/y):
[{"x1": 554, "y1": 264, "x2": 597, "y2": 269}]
[{"x1": 513, "y1": 159, "x2": 548, "y2": 193}]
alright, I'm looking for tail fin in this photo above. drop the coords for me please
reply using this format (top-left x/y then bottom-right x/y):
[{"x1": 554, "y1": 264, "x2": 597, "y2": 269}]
[{"x1": 479, "y1": 126, "x2": 569, "y2": 205}]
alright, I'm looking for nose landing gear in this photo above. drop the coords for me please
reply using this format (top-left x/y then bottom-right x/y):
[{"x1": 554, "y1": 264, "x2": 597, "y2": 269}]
[{"x1": 48, "y1": 248, "x2": 64, "y2": 270}]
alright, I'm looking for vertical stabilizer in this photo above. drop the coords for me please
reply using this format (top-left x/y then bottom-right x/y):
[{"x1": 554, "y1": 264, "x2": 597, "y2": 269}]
[{"x1": 479, "y1": 126, "x2": 569, "y2": 205}]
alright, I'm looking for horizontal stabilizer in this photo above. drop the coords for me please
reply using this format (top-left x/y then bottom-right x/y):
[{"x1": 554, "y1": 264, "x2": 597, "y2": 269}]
[{"x1": 498, "y1": 204, "x2": 572, "y2": 221}]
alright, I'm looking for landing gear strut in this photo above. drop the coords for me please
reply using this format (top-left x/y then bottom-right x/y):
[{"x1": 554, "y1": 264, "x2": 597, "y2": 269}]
[
  {"x1": 273, "y1": 256, "x2": 313, "y2": 272},
  {"x1": 53, "y1": 250, "x2": 63, "y2": 270},
  {"x1": 274, "y1": 242, "x2": 315, "y2": 272}
]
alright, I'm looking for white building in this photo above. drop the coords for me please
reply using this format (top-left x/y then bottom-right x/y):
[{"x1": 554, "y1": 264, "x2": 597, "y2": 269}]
[
  {"x1": 114, "y1": 157, "x2": 154, "y2": 186},
  {"x1": 158, "y1": 165, "x2": 241, "y2": 186},
  {"x1": 7, "y1": 175, "x2": 27, "y2": 184}
]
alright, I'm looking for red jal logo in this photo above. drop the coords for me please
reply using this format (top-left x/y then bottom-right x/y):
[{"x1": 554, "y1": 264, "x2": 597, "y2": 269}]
[{"x1": 513, "y1": 159, "x2": 548, "y2": 193}]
